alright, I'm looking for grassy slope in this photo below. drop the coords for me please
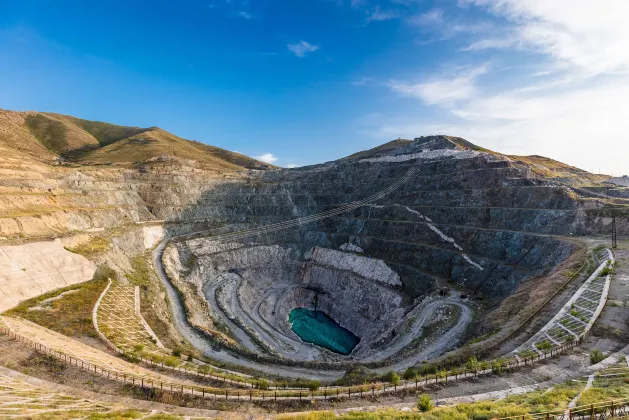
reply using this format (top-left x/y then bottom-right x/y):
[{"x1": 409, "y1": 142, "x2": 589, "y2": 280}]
[
  {"x1": 77, "y1": 128, "x2": 271, "y2": 169},
  {"x1": 50, "y1": 113, "x2": 149, "y2": 146},
  {"x1": 509, "y1": 154, "x2": 608, "y2": 184},
  {"x1": 24, "y1": 113, "x2": 100, "y2": 154},
  {"x1": 0, "y1": 110, "x2": 57, "y2": 159},
  {"x1": 0, "y1": 109, "x2": 273, "y2": 170},
  {"x1": 344, "y1": 139, "x2": 413, "y2": 160},
  {"x1": 3, "y1": 267, "x2": 111, "y2": 338}
]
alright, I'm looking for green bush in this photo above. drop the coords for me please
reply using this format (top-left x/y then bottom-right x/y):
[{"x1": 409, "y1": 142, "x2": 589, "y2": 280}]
[
  {"x1": 382, "y1": 371, "x2": 401, "y2": 385},
  {"x1": 590, "y1": 349, "x2": 605, "y2": 364},
  {"x1": 123, "y1": 352, "x2": 140, "y2": 364},
  {"x1": 466, "y1": 356, "x2": 479, "y2": 372},
  {"x1": 164, "y1": 356, "x2": 178, "y2": 367},
  {"x1": 254, "y1": 379, "x2": 270, "y2": 390},
  {"x1": 197, "y1": 365, "x2": 211, "y2": 375},
  {"x1": 403, "y1": 367, "x2": 418, "y2": 380},
  {"x1": 417, "y1": 394, "x2": 434, "y2": 412},
  {"x1": 492, "y1": 359, "x2": 505, "y2": 374},
  {"x1": 418, "y1": 363, "x2": 438, "y2": 375}
]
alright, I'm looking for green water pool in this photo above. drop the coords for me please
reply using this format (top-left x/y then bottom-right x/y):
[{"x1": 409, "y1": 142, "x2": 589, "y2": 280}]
[{"x1": 289, "y1": 308, "x2": 360, "y2": 355}]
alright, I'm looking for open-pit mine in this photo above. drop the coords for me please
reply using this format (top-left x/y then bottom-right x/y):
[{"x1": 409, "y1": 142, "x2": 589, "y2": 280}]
[{"x1": 0, "y1": 109, "x2": 628, "y2": 418}]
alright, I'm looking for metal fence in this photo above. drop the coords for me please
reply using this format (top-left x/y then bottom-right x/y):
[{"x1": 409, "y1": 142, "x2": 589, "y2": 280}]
[
  {"x1": 0, "y1": 321, "x2": 585, "y2": 402},
  {"x1": 497, "y1": 397, "x2": 629, "y2": 420}
]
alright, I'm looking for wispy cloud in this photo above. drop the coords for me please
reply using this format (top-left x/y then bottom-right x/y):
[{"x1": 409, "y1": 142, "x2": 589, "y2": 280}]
[
  {"x1": 387, "y1": 65, "x2": 488, "y2": 105},
  {"x1": 373, "y1": 0, "x2": 629, "y2": 174},
  {"x1": 238, "y1": 11, "x2": 253, "y2": 20},
  {"x1": 287, "y1": 41, "x2": 320, "y2": 57},
  {"x1": 367, "y1": 5, "x2": 399, "y2": 22},
  {"x1": 286, "y1": 163, "x2": 299, "y2": 168},
  {"x1": 254, "y1": 153, "x2": 278, "y2": 164},
  {"x1": 351, "y1": 76, "x2": 373, "y2": 86},
  {"x1": 462, "y1": 0, "x2": 629, "y2": 76},
  {"x1": 407, "y1": 8, "x2": 443, "y2": 26}
]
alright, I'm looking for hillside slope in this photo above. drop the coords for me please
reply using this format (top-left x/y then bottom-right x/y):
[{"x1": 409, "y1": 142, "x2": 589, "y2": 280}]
[{"x1": 0, "y1": 109, "x2": 272, "y2": 170}]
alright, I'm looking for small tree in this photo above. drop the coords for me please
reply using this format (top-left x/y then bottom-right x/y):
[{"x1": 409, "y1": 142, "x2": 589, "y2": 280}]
[
  {"x1": 255, "y1": 379, "x2": 270, "y2": 390},
  {"x1": 197, "y1": 365, "x2": 211, "y2": 375},
  {"x1": 492, "y1": 358, "x2": 504, "y2": 375},
  {"x1": 417, "y1": 394, "x2": 434, "y2": 412},
  {"x1": 466, "y1": 356, "x2": 479, "y2": 373},
  {"x1": 307, "y1": 380, "x2": 321, "y2": 391}
]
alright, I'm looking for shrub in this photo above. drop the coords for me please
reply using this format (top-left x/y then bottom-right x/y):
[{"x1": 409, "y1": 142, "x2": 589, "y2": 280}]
[
  {"x1": 403, "y1": 367, "x2": 418, "y2": 380},
  {"x1": 382, "y1": 371, "x2": 400, "y2": 385},
  {"x1": 417, "y1": 394, "x2": 434, "y2": 412},
  {"x1": 590, "y1": 349, "x2": 605, "y2": 364},
  {"x1": 254, "y1": 379, "x2": 270, "y2": 390},
  {"x1": 172, "y1": 347, "x2": 182, "y2": 357},
  {"x1": 307, "y1": 380, "x2": 321, "y2": 391},
  {"x1": 197, "y1": 365, "x2": 211, "y2": 375},
  {"x1": 419, "y1": 363, "x2": 438, "y2": 376},
  {"x1": 123, "y1": 352, "x2": 140, "y2": 364},
  {"x1": 492, "y1": 359, "x2": 504, "y2": 374},
  {"x1": 164, "y1": 356, "x2": 179, "y2": 367},
  {"x1": 336, "y1": 365, "x2": 374, "y2": 386},
  {"x1": 466, "y1": 356, "x2": 479, "y2": 372},
  {"x1": 133, "y1": 344, "x2": 144, "y2": 352}
]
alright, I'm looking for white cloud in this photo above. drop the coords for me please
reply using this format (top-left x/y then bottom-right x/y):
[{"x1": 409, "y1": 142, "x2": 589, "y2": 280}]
[
  {"x1": 367, "y1": 5, "x2": 399, "y2": 22},
  {"x1": 374, "y1": 0, "x2": 629, "y2": 174},
  {"x1": 287, "y1": 41, "x2": 320, "y2": 57},
  {"x1": 286, "y1": 163, "x2": 299, "y2": 168},
  {"x1": 387, "y1": 65, "x2": 488, "y2": 105},
  {"x1": 254, "y1": 153, "x2": 278, "y2": 164},
  {"x1": 463, "y1": 0, "x2": 629, "y2": 76},
  {"x1": 238, "y1": 11, "x2": 252, "y2": 19},
  {"x1": 407, "y1": 8, "x2": 443, "y2": 26}
]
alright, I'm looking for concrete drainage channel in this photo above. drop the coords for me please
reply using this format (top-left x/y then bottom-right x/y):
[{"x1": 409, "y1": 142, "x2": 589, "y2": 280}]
[{"x1": 512, "y1": 249, "x2": 615, "y2": 359}]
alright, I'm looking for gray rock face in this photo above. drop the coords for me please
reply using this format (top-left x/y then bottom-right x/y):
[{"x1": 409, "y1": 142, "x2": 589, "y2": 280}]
[{"x1": 161, "y1": 137, "x2": 596, "y2": 366}]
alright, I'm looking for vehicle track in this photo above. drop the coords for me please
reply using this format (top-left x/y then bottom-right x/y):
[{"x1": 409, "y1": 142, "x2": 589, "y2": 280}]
[{"x1": 151, "y1": 163, "x2": 473, "y2": 378}]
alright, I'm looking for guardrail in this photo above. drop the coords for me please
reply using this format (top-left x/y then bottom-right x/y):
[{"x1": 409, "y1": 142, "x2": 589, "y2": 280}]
[
  {"x1": 0, "y1": 319, "x2": 587, "y2": 401},
  {"x1": 496, "y1": 397, "x2": 629, "y2": 420}
]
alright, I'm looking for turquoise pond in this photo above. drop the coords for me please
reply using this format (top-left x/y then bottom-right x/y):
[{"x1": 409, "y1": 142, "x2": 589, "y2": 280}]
[{"x1": 289, "y1": 308, "x2": 360, "y2": 355}]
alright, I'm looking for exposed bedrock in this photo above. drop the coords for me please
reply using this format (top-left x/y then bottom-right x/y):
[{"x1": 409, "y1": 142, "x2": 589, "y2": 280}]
[{"x1": 157, "y1": 138, "x2": 588, "y2": 367}]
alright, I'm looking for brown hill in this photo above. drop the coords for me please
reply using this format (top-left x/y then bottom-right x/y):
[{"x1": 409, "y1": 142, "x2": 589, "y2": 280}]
[
  {"x1": 0, "y1": 109, "x2": 273, "y2": 170},
  {"x1": 343, "y1": 139, "x2": 413, "y2": 159}
]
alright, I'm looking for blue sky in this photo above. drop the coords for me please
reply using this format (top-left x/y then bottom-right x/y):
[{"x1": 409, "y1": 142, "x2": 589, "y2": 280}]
[{"x1": 1, "y1": 1, "x2": 628, "y2": 174}]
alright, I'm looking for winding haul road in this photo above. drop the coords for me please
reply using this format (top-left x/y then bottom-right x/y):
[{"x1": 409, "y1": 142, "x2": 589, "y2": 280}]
[{"x1": 150, "y1": 163, "x2": 471, "y2": 380}]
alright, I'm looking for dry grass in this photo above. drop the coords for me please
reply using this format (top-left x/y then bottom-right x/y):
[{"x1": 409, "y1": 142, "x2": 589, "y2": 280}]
[
  {"x1": 64, "y1": 236, "x2": 112, "y2": 259},
  {"x1": 3, "y1": 266, "x2": 112, "y2": 338}
]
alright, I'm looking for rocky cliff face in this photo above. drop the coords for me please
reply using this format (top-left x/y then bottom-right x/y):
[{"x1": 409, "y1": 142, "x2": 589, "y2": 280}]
[{"x1": 157, "y1": 136, "x2": 624, "y2": 366}]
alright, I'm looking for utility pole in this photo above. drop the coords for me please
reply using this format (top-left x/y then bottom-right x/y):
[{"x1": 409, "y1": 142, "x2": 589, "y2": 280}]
[{"x1": 612, "y1": 215, "x2": 617, "y2": 249}]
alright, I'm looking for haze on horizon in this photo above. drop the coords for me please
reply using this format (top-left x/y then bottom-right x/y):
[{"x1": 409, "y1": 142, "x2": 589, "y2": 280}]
[{"x1": 1, "y1": 0, "x2": 627, "y2": 175}]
